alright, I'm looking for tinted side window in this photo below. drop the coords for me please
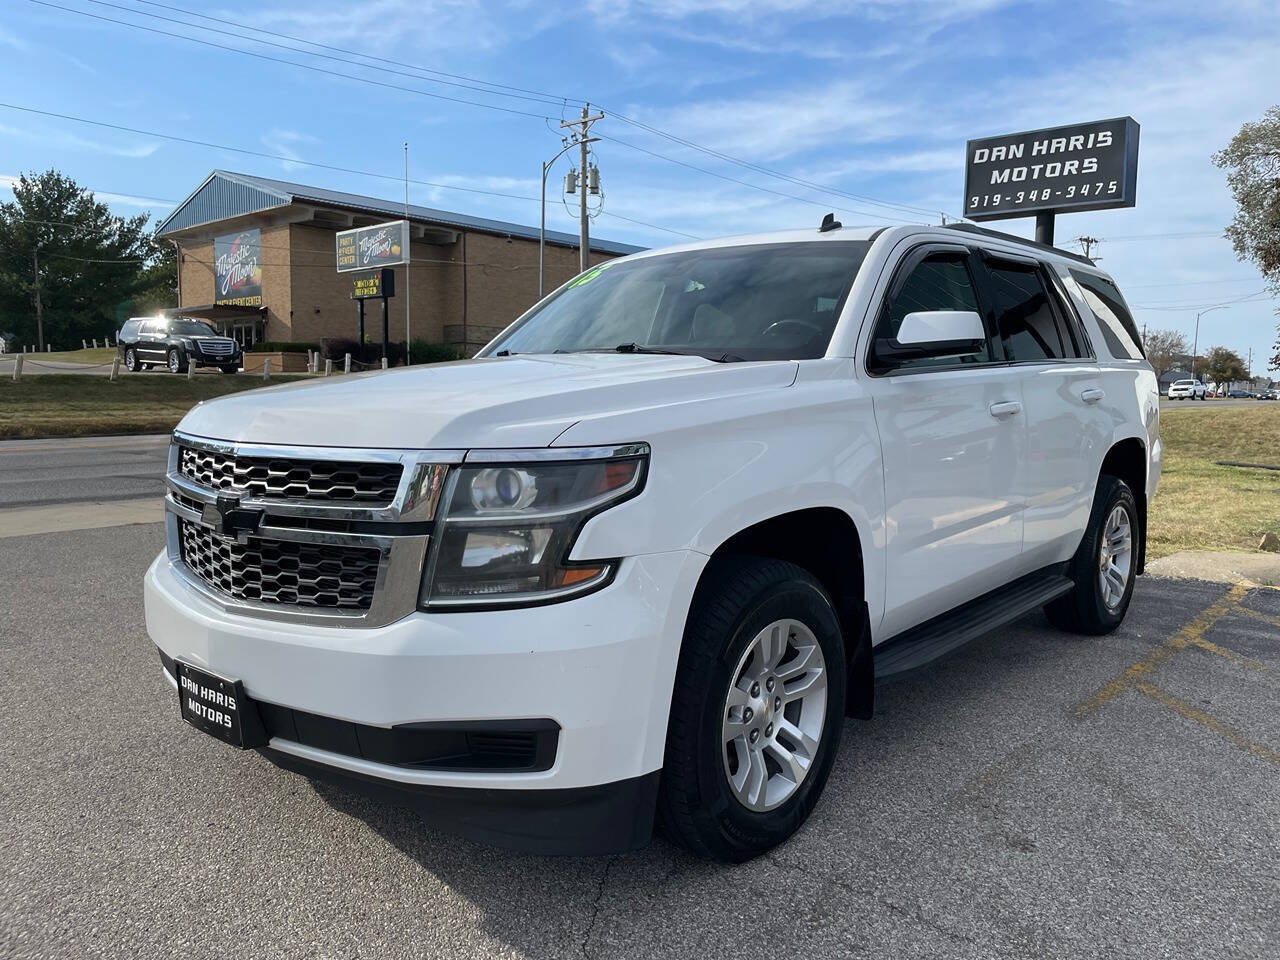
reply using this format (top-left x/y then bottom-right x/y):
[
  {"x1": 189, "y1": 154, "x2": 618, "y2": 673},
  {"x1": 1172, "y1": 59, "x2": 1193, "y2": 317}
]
[
  {"x1": 1070, "y1": 270, "x2": 1143, "y2": 360},
  {"x1": 120, "y1": 320, "x2": 140, "y2": 339},
  {"x1": 986, "y1": 261, "x2": 1065, "y2": 361},
  {"x1": 871, "y1": 251, "x2": 990, "y2": 371}
]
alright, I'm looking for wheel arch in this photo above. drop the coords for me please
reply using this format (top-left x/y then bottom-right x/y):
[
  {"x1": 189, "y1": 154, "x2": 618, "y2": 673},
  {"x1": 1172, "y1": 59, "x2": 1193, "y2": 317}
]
[
  {"x1": 1099, "y1": 436, "x2": 1148, "y2": 574},
  {"x1": 696, "y1": 507, "x2": 874, "y2": 720}
]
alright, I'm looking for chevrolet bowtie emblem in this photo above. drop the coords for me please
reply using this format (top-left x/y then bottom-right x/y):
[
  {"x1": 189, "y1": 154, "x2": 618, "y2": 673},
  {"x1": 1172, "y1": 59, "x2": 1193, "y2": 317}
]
[{"x1": 201, "y1": 495, "x2": 263, "y2": 541}]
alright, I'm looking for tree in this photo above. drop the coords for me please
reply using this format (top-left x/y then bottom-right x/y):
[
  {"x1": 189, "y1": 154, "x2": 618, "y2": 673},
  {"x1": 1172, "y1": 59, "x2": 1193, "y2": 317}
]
[
  {"x1": 0, "y1": 170, "x2": 168, "y2": 349},
  {"x1": 1203, "y1": 346, "x2": 1248, "y2": 387},
  {"x1": 1141, "y1": 328, "x2": 1189, "y2": 380},
  {"x1": 1214, "y1": 107, "x2": 1280, "y2": 369}
]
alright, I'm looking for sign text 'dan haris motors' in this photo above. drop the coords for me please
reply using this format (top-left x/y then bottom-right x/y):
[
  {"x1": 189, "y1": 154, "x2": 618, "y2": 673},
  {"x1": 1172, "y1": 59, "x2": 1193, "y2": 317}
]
[{"x1": 964, "y1": 117, "x2": 1139, "y2": 221}]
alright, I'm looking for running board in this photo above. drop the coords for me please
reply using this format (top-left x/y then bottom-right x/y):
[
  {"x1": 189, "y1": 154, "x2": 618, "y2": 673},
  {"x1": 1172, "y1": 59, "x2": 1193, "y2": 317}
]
[{"x1": 873, "y1": 566, "x2": 1073, "y2": 680}]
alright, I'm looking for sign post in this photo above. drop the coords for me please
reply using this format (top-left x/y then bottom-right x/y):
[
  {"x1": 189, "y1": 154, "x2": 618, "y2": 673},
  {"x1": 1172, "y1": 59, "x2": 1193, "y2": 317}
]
[
  {"x1": 349, "y1": 268, "x2": 396, "y2": 363},
  {"x1": 964, "y1": 117, "x2": 1139, "y2": 246},
  {"x1": 337, "y1": 222, "x2": 409, "y2": 364}
]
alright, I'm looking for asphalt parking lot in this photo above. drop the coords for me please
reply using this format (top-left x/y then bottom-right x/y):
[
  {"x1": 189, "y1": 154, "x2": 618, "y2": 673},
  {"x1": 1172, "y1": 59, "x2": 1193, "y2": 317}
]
[{"x1": 0, "y1": 513, "x2": 1276, "y2": 960}]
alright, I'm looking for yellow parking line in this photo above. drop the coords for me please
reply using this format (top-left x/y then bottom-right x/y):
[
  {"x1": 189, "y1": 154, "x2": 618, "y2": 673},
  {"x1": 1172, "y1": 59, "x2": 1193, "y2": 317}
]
[
  {"x1": 1075, "y1": 582, "x2": 1250, "y2": 716},
  {"x1": 1189, "y1": 636, "x2": 1271, "y2": 674},
  {"x1": 1231, "y1": 604, "x2": 1280, "y2": 632},
  {"x1": 1135, "y1": 681, "x2": 1280, "y2": 766}
]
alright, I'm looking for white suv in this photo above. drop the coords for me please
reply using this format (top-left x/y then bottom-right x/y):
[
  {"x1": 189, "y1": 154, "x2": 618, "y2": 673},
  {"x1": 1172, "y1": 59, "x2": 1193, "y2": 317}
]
[
  {"x1": 145, "y1": 222, "x2": 1160, "y2": 862},
  {"x1": 1167, "y1": 379, "x2": 1206, "y2": 400}
]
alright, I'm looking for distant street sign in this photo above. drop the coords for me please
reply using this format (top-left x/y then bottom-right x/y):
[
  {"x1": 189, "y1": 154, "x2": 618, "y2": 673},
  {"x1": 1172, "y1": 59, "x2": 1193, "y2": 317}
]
[
  {"x1": 964, "y1": 117, "x2": 1139, "y2": 222},
  {"x1": 335, "y1": 220, "x2": 410, "y2": 273},
  {"x1": 351, "y1": 268, "x2": 395, "y2": 300}
]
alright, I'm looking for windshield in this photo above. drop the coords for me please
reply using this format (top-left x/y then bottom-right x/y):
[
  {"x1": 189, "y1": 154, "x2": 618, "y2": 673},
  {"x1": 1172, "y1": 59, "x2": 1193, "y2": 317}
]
[
  {"x1": 484, "y1": 240, "x2": 872, "y2": 361},
  {"x1": 170, "y1": 319, "x2": 218, "y2": 336}
]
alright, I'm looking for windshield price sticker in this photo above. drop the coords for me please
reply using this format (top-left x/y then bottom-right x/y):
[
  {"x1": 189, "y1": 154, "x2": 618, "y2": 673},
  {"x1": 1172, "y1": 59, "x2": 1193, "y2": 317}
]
[{"x1": 964, "y1": 117, "x2": 1139, "y2": 221}]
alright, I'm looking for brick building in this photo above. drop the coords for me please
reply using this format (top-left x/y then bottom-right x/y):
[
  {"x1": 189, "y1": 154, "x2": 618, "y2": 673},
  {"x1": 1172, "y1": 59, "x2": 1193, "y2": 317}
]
[{"x1": 155, "y1": 170, "x2": 642, "y2": 355}]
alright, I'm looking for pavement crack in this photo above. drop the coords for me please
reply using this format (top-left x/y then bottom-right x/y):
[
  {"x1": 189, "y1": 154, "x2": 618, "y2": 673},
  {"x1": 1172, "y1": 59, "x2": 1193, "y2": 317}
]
[{"x1": 580, "y1": 854, "x2": 618, "y2": 960}]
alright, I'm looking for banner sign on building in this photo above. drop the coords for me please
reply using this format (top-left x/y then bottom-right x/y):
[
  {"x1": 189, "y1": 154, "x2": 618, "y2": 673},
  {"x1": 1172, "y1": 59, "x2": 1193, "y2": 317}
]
[
  {"x1": 335, "y1": 220, "x2": 410, "y2": 273},
  {"x1": 964, "y1": 117, "x2": 1139, "y2": 221},
  {"x1": 351, "y1": 268, "x2": 396, "y2": 300},
  {"x1": 213, "y1": 228, "x2": 263, "y2": 306}
]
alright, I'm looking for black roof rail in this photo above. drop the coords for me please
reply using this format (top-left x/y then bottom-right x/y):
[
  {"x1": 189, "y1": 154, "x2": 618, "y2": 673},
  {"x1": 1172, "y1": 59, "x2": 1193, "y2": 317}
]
[{"x1": 940, "y1": 222, "x2": 1096, "y2": 266}]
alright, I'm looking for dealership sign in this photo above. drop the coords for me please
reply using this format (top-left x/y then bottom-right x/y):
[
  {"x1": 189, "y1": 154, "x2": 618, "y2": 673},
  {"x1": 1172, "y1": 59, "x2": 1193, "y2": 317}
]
[
  {"x1": 964, "y1": 117, "x2": 1139, "y2": 221},
  {"x1": 335, "y1": 220, "x2": 410, "y2": 273},
  {"x1": 213, "y1": 229, "x2": 262, "y2": 307}
]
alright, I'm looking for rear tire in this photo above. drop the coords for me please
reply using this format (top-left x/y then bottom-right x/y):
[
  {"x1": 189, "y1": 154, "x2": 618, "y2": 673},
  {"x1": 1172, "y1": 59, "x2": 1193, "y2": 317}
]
[
  {"x1": 658, "y1": 555, "x2": 846, "y2": 862},
  {"x1": 1044, "y1": 475, "x2": 1139, "y2": 635}
]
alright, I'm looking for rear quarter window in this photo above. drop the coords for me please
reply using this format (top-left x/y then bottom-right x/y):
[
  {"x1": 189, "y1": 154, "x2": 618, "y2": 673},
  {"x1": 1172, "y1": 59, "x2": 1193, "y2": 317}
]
[{"x1": 1070, "y1": 270, "x2": 1143, "y2": 360}]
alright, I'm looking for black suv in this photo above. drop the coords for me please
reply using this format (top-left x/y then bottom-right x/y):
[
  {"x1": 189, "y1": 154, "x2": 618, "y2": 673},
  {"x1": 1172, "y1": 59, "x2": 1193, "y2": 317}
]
[{"x1": 117, "y1": 317, "x2": 242, "y2": 374}]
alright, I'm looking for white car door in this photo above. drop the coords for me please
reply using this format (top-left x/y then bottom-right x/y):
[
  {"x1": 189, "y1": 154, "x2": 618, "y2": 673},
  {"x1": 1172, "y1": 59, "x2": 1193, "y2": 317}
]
[
  {"x1": 973, "y1": 251, "x2": 1112, "y2": 571},
  {"x1": 864, "y1": 243, "x2": 1027, "y2": 640}
]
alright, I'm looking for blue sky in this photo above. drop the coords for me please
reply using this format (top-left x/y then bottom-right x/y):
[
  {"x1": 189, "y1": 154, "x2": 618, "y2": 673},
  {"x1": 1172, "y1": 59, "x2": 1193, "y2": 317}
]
[{"x1": 2, "y1": 0, "x2": 1278, "y2": 372}]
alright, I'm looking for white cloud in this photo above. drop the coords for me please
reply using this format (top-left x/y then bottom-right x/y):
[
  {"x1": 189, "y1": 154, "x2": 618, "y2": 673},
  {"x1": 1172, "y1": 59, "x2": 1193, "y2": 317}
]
[
  {"x1": 260, "y1": 129, "x2": 320, "y2": 171},
  {"x1": 0, "y1": 123, "x2": 159, "y2": 159}
]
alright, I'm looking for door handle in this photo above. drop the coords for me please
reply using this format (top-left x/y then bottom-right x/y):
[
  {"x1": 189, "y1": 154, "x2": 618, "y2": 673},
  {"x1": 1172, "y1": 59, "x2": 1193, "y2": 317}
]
[
  {"x1": 988, "y1": 400, "x2": 1022, "y2": 418},
  {"x1": 1081, "y1": 388, "x2": 1106, "y2": 404}
]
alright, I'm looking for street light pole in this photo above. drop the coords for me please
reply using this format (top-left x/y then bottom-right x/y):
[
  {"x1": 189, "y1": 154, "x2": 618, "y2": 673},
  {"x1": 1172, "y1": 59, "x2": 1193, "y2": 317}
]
[
  {"x1": 1191, "y1": 303, "x2": 1229, "y2": 381},
  {"x1": 539, "y1": 137, "x2": 595, "y2": 299}
]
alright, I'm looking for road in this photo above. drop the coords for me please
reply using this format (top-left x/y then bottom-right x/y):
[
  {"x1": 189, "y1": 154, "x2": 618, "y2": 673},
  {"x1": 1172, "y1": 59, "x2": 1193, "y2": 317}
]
[
  {"x1": 0, "y1": 434, "x2": 169, "y2": 509},
  {"x1": 1, "y1": 440, "x2": 1277, "y2": 959}
]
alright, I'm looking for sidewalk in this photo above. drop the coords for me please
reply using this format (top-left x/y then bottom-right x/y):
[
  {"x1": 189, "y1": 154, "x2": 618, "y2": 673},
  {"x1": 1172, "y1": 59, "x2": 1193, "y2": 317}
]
[{"x1": 1146, "y1": 550, "x2": 1280, "y2": 588}]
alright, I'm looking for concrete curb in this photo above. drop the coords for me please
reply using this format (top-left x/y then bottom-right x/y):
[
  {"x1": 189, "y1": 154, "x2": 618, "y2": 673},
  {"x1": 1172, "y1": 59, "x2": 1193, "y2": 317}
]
[{"x1": 1146, "y1": 550, "x2": 1280, "y2": 588}]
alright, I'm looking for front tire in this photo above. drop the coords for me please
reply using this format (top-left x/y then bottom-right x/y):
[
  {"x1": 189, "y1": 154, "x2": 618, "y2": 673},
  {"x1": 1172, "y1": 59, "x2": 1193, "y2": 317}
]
[
  {"x1": 167, "y1": 347, "x2": 184, "y2": 374},
  {"x1": 123, "y1": 347, "x2": 139, "y2": 372},
  {"x1": 220, "y1": 364, "x2": 238, "y2": 374},
  {"x1": 1044, "y1": 475, "x2": 1139, "y2": 635},
  {"x1": 658, "y1": 555, "x2": 846, "y2": 862}
]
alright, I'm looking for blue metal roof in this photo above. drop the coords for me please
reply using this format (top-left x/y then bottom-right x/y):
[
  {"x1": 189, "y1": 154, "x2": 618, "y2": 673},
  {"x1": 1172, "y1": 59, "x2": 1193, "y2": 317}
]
[{"x1": 157, "y1": 170, "x2": 644, "y2": 255}]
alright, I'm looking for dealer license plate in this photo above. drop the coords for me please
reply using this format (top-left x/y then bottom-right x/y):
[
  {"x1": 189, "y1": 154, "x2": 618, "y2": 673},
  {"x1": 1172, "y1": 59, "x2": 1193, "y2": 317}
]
[{"x1": 176, "y1": 661, "x2": 263, "y2": 749}]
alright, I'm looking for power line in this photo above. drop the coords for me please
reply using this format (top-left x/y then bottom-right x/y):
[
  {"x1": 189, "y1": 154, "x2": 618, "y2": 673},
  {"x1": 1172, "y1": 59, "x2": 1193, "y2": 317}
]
[
  {"x1": 129, "y1": 0, "x2": 582, "y2": 105},
  {"x1": 603, "y1": 111, "x2": 947, "y2": 220},
  {"x1": 0, "y1": 102, "x2": 696, "y2": 239},
  {"x1": 36, "y1": 0, "x2": 940, "y2": 224},
  {"x1": 1124, "y1": 277, "x2": 1261, "y2": 290},
  {"x1": 598, "y1": 132, "x2": 923, "y2": 224},
  {"x1": 76, "y1": 0, "x2": 573, "y2": 110},
  {"x1": 29, "y1": 0, "x2": 553, "y2": 120}
]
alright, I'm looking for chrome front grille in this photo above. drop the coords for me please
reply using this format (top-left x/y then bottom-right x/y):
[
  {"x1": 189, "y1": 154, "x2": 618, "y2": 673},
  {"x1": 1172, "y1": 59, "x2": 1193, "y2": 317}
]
[
  {"x1": 178, "y1": 518, "x2": 381, "y2": 609},
  {"x1": 179, "y1": 445, "x2": 403, "y2": 504},
  {"x1": 165, "y1": 432, "x2": 456, "y2": 628},
  {"x1": 196, "y1": 338, "x2": 236, "y2": 357}
]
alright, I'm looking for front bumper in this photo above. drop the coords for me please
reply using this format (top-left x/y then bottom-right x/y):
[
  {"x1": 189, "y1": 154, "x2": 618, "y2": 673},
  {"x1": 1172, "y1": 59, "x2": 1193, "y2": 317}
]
[{"x1": 145, "y1": 547, "x2": 706, "y2": 851}]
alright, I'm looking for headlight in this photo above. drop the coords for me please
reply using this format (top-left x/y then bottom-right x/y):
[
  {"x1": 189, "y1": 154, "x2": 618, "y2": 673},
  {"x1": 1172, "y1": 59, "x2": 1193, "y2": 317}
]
[{"x1": 419, "y1": 444, "x2": 649, "y2": 610}]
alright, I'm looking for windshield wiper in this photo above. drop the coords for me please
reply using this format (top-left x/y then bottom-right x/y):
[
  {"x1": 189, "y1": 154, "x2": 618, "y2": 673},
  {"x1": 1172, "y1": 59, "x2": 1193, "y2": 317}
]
[{"x1": 613, "y1": 342, "x2": 686, "y2": 355}]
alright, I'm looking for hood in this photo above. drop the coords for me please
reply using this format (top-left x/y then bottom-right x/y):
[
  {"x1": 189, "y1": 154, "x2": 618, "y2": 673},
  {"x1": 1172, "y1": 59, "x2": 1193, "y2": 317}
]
[{"x1": 176, "y1": 353, "x2": 798, "y2": 449}]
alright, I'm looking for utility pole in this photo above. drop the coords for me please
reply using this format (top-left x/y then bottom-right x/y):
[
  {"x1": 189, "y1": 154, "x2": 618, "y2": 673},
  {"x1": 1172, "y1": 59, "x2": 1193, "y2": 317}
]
[
  {"x1": 31, "y1": 248, "x2": 45, "y2": 352},
  {"x1": 1075, "y1": 236, "x2": 1101, "y2": 260},
  {"x1": 404, "y1": 141, "x2": 411, "y2": 365},
  {"x1": 561, "y1": 104, "x2": 604, "y2": 273}
]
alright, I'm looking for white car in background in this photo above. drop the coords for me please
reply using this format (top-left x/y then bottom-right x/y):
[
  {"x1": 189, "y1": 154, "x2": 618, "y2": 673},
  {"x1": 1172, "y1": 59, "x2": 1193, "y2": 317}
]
[
  {"x1": 1167, "y1": 379, "x2": 1206, "y2": 400},
  {"x1": 145, "y1": 221, "x2": 1161, "y2": 862}
]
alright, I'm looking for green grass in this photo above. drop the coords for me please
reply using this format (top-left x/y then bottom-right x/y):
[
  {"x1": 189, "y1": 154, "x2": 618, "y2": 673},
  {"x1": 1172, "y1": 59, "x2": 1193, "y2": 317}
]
[
  {"x1": 1147, "y1": 405, "x2": 1280, "y2": 559},
  {"x1": 4, "y1": 347, "x2": 118, "y2": 365},
  {"x1": 0, "y1": 373, "x2": 308, "y2": 439}
]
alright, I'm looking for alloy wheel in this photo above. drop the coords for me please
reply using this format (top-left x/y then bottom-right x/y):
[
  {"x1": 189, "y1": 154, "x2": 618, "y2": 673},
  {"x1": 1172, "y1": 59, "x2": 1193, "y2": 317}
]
[
  {"x1": 1098, "y1": 504, "x2": 1132, "y2": 610},
  {"x1": 721, "y1": 618, "x2": 828, "y2": 812}
]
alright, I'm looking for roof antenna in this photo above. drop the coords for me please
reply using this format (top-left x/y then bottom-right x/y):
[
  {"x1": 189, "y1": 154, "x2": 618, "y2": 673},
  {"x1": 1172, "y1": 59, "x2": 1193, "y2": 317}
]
[{"x1": 819, "y1": 212, "x2": 842, "y2": 233}]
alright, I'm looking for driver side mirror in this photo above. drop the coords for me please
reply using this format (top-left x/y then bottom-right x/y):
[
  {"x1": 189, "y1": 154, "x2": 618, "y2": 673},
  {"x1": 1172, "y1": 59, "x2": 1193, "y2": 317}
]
[{"x1": 874, "y1": 310, "x2": 987, "y2": 363}]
